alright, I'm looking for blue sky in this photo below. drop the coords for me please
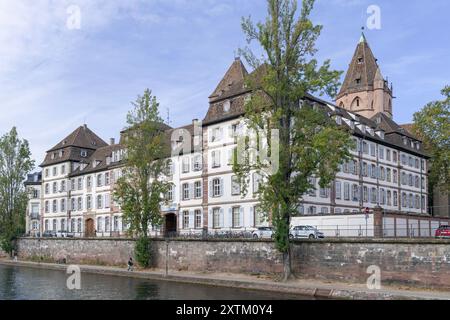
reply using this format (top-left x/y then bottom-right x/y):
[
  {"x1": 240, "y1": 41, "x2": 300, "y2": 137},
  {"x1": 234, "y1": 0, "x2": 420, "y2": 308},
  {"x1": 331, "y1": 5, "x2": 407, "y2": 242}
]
[{"x1": 0, "y1": 0, "x2": 448, "y2": 165}]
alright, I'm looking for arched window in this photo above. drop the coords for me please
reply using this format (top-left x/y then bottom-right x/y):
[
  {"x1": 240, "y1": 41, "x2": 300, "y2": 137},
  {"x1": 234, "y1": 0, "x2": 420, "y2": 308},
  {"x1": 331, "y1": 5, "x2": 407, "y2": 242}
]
[
  {"x1": 351, "y1": 97, "x2": 361, "y2": 109},
  {"x1": 339, "y1": 102, "x2": 344, "y2": 108}
]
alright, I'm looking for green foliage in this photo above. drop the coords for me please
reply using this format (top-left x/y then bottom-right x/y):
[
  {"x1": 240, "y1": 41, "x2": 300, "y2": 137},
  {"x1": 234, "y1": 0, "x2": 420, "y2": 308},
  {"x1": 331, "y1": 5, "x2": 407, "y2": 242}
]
[
  {"x1": 0, "y1": 127, "x2": 34, "y2": 255},
  {"x1": 113, "y1": 89, "x2": 172, "y2": 238},
  {"x1": 412, "y1": 86, "x2": 450, "y2": 195},
  {"x1": 233, "y1": 0, "x2": 352, "y2": 277},
  {"x1": 135, "y1": 236, "x2": 152, "y2": 268}
]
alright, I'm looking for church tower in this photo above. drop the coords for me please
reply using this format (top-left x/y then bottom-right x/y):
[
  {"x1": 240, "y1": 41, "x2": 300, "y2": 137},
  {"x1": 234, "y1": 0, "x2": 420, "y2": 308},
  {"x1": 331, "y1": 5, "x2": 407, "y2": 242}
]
[{"x1": 336, "y1": 33, "x2": 394, "y2": 119}]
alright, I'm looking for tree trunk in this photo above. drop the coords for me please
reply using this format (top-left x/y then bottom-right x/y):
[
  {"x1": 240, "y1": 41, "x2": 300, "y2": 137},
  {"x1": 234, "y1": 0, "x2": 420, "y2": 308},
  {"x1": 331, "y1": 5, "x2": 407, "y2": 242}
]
[{"x1": 282, "y1": 250, "x2": 292, "y2": 281}]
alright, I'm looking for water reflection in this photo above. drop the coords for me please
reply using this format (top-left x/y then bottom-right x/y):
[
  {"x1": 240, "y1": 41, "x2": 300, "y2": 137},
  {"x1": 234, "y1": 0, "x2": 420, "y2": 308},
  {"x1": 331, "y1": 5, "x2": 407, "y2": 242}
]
[{"x1": 0, "y1": 265, "x2": 311, "y2": 300}]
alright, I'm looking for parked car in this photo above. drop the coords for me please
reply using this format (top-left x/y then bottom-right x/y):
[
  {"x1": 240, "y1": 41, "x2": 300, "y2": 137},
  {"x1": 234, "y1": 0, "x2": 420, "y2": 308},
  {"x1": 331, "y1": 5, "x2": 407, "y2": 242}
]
[
  {"x1": 290, "y1": 226, "x2": 324, "y2": 239},
  {"x1": 252, "y1": 227, "x2": 274, "y2": 239},
  {"x1": 435, "y1": 225, "x2": 450, "y2": 239},
  {"x1": 42, "y1": 230, "x2": 57, "y2": 238},
  {"x1": 56, "y1": 231, "x2": 75, "y2": 238}
]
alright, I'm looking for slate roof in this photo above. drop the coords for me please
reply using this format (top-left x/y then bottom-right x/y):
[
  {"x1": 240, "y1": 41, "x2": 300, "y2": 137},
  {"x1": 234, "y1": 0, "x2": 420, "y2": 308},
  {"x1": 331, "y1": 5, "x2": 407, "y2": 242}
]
[{"x1": 337, "y1": 33, "x2": 391, "y2": 99}]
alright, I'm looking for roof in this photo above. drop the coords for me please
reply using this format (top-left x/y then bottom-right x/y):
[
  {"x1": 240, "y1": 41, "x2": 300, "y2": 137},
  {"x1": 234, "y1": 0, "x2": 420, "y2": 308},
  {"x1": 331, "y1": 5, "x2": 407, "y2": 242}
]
[
  {"x1": 24, "y1": 172, "x2": 42, "y2": 185},
  {"x1": 209, "y1": 58, "x2": 249, "y2": 102},
  {"x1": 337, "y1": 33, "x2": 390, "y2": 98},
  {"x1": 47, "y1": 125, "x2": 108, "y2": 152},
  {"x1": 70, "y1": 144, "x2": 123, "y2": 176}
]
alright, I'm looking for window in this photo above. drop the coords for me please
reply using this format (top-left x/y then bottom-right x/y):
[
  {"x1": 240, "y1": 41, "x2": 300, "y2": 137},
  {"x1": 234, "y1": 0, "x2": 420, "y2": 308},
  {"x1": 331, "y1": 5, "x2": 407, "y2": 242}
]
[
  {"x1": 370, "y1": 143, "x2": 376, "y2": 157},
  {"x1": 53, "y1": 219, "x2": 57, "y2": 231},
  {"x1": 370, "y1": 164, "x2": 377, "y2": 179},
  {"x1": 393, "y1": 191, "x2": 398, "y2": 206},
  {"x1": 415, "y1": 176, "x2": 419, "y2": 188},
  {"x1": 386, "y1": 168, "x2": 391, "y2": 182},
  {"x1": 393, "y1": 151, "x2": 397, "y2": 162},
  {"x1": 45, "y1": 201, "x2": 49, "y2": 213},
  {"x1": 97, "y1": 217, "x2": 103, "y2": 232},
  {"x1": 408, "y1": 174, "x2": 413, "y2": 187},
  {"x1": 114, "y1": 216, "x2": 119, "y2": 232},
  {"x1": 231, "y1": 176, "x2": 240, "y2": 196},
  {"x1": 86, "y1": 195, "x2": 92, "y2": 210},
  {"x1": 393, "y1": 170, "x2": 398, "y2": 183},
  {"x1": 320, "y1": 188, "x2": 328, "y2": 198},
  {"x1": 379, "y1": 147, "x2": 384, "y2": 159},
  {"x1": 71, "y1": 198, "x2": 75, "y2": 211},
  {"x1": 386, "y1": 149, "x2": 391, "y2": 161},
  {"x1": 53, "y1": 182, "x2": 57, "y2": 193},
  {"x1": 421, "y1": 196, "x2": 426, "y2": 210},
  {"x1": 380, "y1": 167, "x2": 385, "y2": 181},
  {"x1": 321, "y1": 207, "x2": 328, "y2": 214},
  {"x1": 61, "y1": 199, "x2": 66, "y2": 212},
  {"x1": 87, "y1": 176, "x2": 92, "y2": 188},
  {"x1": 105, "y1": 172, "x2": 110, "y2": 186},
  {"x1": 166, "y1": 186, "x2": 173, "y2": 202},
  {"x1": 409, "y1": 194, "x2": 414, "y2": 208},
  {"x1": 77, "y1": 218, "x2": 82, "y2": 233},
  {"x1": 52, "y1": 167, "x2": 57, "y2": 176},
  {"x1": 212, "y1": 178, "x2": 222, "y2": 197},
  {"x1": 182, "y1": 157, "x2": 190, "y2": 173},
  {"x1": 421, "y1": 177, "x2": 425, "y2": 190},
  {"x1": 362, "y1": 162, "x2": 368, "y2": 177},
  {"x1": 52, "y1": 200, "x2": 57, "y2": 213},
  {"x1": 211, "y1": 127, "x2": 222, "y2": 142},
  {"x1": 307, "y1": 206, "x2": 316, "y2": 215},
  {"x1": 380, "y1": 189, "x2": 385, "y2": 205},
  {"x1": 213, "y1": 208, "x2": 220, "y2": 229},
  {"x1": 195, "y1": 210, "x2": 202, "y2": 229},
  {"x1": 362, "y1": 142, "x2": 369, "y2": 154},
  {"x1": 105, "y1": 217, "x2": 110, "y2": 232},
  {"x1": 45, "y1": 169, "x2": 49, "y2": 178},
  {"x1": 78, "y1": 197, "x2": 83, "y2": 211},
  {"x1": 232, "y1": 207, "x2": 241, "y2": 228},
  {"x1": 211, "y1": 151, "x2": 221, "y2": 168},
  {"x1": 166, "y1": 160, "x2": 174, "y2": 176},
  {"x1": 371, "y1": 188, "x2": 377, "y2": 203},
  {"x1": 253, "y1": 173, "x2": 262, "y2": 194},
  {"x1": 363, "y1": 187, "x2": 368, "y2": 202},
  {"x1": 401, "y1": 193, "x2": 407, "y2": 208},
  {"x1": 387, "y1": 190, "x2": 392, "y2": 206},
  {"x1": 97, "y1": 174, "x2": 103, "y2": 187},
  {"x1": 254, "y1": 207, "x2": 264, "y2": 227},
  {"x1": 352, "y1": 184, "x2": 359, "y2": 202},
  {"x1": 415, "y1": 159, "x2": 419, "y2": 169},
  {"x1": 415, "y1": 195, "x2": 420, "y2": 209},
  {"x1": 344, "y1": 182, "x2": 350, "y2": 200},
  {"x1": 194, "y1": 181, "x2": 202, "y2": 199},
  {"x1": 97, "y1": 195, "x2": 103, "y2": 209},
  {"x1": 61, "y1": 180, "x2": 66, "y2": 192},
  {"x1": 182, "y1": 183, "x2": 190, "y2": 200},
  {"x1": 335, "y1": 181, "x2": 342, "y2": 199},
  {"x1": 78, "y1": 178, "x2": 83, "y2": 190},
  {"x1": 193, "y1": 155, "x2": 202, "y2": 171},
  {"x1": 61, "y1": 219, "x2": 66, "y2": 231},
  {"x1": 409, "y1": 156, "x2": 413, "y2": 167},
  {"x1": 61, "y1": 165, "x2": 66, "y2": 174}
]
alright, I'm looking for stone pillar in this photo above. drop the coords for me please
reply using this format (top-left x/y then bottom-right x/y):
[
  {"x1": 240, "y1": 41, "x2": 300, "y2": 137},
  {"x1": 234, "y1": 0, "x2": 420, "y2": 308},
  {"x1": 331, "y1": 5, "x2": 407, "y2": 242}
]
[{"x1": 373, "y1": 206, "x2": 383, "y2": 238}]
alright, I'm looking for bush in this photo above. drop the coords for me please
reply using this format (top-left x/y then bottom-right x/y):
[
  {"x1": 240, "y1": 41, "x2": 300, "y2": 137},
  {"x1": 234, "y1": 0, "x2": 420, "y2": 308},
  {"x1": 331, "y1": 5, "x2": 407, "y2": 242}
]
[{"x1": 135, "y1": 236, "x2": 151, "y2": 268}]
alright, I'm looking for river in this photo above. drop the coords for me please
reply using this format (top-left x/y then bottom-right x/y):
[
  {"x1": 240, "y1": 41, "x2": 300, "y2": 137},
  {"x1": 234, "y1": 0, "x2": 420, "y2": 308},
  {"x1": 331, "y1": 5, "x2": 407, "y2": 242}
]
[{"x1": 0, "y1": 264, "x2": 312, "y2": 300}]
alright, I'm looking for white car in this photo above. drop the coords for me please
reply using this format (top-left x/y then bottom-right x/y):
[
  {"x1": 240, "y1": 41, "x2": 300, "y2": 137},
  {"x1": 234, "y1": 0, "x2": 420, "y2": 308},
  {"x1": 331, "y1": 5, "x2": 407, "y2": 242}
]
[
  {"x1": 290, "y1": 226, "x2": 324, "y2": 239},
  {"x1": 252, "y1": 227, "x2": 274, "y2": 239}
]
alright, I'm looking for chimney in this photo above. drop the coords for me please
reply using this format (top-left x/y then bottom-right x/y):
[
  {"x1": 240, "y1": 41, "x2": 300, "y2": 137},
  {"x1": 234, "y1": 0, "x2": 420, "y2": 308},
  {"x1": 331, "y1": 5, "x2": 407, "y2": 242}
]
[
  {"x1": 192, "y1": 119, "x2": 199, "y2": 126},
  {"x1": 110, "y1": 138, "x2": 115, "y2": 145}
]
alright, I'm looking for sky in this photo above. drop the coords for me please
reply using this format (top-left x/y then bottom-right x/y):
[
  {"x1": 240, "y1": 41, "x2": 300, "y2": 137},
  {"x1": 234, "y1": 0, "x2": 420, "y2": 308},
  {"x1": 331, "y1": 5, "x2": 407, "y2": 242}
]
[{"x1": 0, "y1": 0, "x2": 449, "y2": 166}]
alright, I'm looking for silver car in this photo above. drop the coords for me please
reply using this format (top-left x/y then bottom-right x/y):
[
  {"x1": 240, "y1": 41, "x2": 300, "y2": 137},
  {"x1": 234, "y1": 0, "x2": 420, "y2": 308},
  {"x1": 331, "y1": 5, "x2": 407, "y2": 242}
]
[
  {"x1": 290, "y1": 226, "x2": 324, "y2": 239},
  {"x1": 252, "y1": 227, "x2": 274, "y2": 239}
]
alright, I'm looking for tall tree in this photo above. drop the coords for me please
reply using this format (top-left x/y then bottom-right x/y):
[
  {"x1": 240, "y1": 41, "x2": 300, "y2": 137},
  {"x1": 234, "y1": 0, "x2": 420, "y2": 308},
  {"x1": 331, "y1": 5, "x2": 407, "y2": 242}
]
[
  {"x1": 114, "y1": 89, "x2": 172, "y2": 267},
  {"x1": 0, "y1": 127, "x2": 34, "y2": 255},
  {"x1": 412, "y1": 86, "x2": 450, "y2": 206},
  {"x1": 234, "y1": 0, "x2": 353, "y2": 280}
]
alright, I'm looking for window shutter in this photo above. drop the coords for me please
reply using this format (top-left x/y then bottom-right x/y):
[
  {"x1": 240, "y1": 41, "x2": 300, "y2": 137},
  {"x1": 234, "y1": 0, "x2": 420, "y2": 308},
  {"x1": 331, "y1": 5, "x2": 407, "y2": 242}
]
[
  {"x1": 189, "y1": 183, "x2": 194, "y2": 200},
  {"x1": 249, "y1": 207, "x2": 254, "y2": 227},
  {"x1": 191, "y1": 156, "x2": 195, "y2": 171},
  {"x1": 240, "y1": 207, "x2": 244, "y2": 227},
  {"x1": 180, "y1": 185, "x2": 183, "y2": 201},
  {"x1": 220, "y1": 208, "x2": 224, "y2": 228},
  {"x1": 189, "y1": 210, "x2": 194, "y2": 229},
  {"x1": 208, "y1": 208, "x2": 213, "y2": 228},
  {"x1": 209, "y1": 181, "x2": 213, "y2": 198},
  {"x1": 228, "y1": 208, "x2": 232, "y2": 227},
  {"x1": 220, "y1": 178, "x2": 224, "y2": 197}
]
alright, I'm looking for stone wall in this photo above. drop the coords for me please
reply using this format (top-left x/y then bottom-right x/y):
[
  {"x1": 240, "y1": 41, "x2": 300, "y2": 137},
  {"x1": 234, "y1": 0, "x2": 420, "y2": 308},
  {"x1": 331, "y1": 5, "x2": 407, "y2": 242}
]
[
  {"x1": 15, "y1": 237, "x2": 450, "y2": 290},
  {"x1": 291, "y1": 239, "x2": 450, "y2": 290}
]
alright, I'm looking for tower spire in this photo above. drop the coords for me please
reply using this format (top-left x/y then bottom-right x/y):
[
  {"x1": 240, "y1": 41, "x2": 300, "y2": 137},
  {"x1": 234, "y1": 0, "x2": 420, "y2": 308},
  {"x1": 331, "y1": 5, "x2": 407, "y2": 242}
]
[{"x1": 359, "y1": 26, "x2": 366, "y2": 43}]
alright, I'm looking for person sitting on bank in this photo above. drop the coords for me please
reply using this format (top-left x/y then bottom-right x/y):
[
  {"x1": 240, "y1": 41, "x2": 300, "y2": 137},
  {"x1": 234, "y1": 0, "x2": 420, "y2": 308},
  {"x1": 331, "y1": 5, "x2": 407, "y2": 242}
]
[{"x1": 127, "y1": 257, "x2": 134, "y2": 271}]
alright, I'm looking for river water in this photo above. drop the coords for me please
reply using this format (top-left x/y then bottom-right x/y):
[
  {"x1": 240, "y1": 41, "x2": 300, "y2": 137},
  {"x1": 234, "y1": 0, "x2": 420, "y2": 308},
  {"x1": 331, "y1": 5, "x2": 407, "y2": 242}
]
[{"x1": 0, "y1": 264, "x2": 312, "y2": 300}]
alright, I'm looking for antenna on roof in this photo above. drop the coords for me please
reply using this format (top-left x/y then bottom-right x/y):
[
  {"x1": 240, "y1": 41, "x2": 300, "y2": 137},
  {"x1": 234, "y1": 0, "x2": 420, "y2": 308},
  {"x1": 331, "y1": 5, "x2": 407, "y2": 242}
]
[{"x1": 166, "y1": 108, "x2": 172, "y2": 126}]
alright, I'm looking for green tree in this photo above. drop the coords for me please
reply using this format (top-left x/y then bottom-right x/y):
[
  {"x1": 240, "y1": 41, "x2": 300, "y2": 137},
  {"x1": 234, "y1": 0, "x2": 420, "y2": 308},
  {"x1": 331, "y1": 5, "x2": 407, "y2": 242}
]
[
  {"x1": 412, "y1": 86, "x2": 450, "y2": 205},
  {"x1": 0, "y1": 127, "x2": 34, "y2": 255},
  {"x1": 234, "y1": 0, "x2": 353, "y2": 280},
  {"x1": 114, "y1": 89, "x2": 172, "y2": 268}
]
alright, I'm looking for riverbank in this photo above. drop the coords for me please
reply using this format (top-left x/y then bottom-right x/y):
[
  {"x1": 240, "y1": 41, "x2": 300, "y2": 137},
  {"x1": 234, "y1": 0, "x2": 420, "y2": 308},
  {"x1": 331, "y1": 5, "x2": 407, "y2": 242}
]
[{"x1": 1, "y1": 259, "x2": 449, "y2": 300}]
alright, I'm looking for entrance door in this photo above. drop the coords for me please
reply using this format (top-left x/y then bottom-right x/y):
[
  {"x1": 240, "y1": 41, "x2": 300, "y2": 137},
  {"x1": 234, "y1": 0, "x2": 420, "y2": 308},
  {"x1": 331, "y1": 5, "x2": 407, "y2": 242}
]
[
  {"x1": 164, "y1": 213, "x2": 177, "y2": 237},
  {"x1": 85, "y1": 219, "x2": 95, "y2": 237}
]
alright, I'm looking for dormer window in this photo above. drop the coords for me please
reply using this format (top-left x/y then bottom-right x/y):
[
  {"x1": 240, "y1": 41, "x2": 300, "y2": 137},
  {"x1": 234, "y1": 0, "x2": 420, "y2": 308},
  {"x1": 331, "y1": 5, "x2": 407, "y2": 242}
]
[
  {"x1": 223, "y1": 100, "x2": 231, "y2": 113},
  {"x1": 357, "y1": 57, "x2": 363, "y2": 64},
  {"x1": 355, "y1": 78, "x2": 361, "y2": 85},
  {"x1": 80, "y1": 150, "x2": 88, "y2": 157}
]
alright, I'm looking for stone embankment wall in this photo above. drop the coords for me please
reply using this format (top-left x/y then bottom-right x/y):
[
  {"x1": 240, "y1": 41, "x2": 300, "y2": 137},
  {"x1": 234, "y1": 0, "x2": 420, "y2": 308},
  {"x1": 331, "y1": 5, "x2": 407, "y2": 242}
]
[{"x1": 15, "y1": 237, "x2": 450, "y2": 290}]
